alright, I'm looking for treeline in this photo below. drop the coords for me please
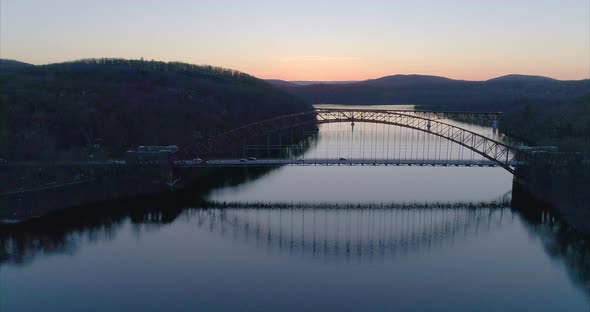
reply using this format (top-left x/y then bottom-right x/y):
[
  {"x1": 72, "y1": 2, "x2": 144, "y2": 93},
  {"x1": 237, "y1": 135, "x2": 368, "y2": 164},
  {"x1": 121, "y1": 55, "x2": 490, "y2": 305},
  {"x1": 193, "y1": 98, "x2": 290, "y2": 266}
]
[
  {"x1": 500, "y1": 94, "x2": 590, "y2": 152},
  {"x1": 0, "y1": 58, "x2": 312, "y2": 161},
  {"x1": 39, "y1": 58, "x2": 251, "y2": 80}
]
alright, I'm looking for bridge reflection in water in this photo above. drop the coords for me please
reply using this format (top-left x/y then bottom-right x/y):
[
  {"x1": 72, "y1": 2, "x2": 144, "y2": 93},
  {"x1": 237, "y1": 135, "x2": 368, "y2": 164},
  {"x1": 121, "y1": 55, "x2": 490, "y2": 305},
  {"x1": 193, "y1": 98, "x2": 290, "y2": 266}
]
[
  {"x1": 0, "y1": 202, "x2": 508, "y2": 265},
  {"x1": 189, "y1": 205, "x2": 507, "y2": 263},
  {"x1": 2, "y1": 200, "x2": 590, "y2": 302}
]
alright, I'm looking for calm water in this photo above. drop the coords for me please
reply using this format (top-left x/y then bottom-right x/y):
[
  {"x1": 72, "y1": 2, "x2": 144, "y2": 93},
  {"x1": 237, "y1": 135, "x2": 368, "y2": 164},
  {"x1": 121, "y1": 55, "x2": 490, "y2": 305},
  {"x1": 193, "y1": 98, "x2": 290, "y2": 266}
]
[{"x1": 1, "y1": 105, "x2": 589, "y2": 311}]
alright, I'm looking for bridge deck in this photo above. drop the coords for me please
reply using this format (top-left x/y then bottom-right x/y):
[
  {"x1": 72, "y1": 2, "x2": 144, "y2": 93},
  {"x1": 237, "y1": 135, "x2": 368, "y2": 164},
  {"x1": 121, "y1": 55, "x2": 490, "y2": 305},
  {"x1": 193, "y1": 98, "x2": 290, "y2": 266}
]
[{"x1": 178, "y1": 158, "x2": 526, "y2": 168}]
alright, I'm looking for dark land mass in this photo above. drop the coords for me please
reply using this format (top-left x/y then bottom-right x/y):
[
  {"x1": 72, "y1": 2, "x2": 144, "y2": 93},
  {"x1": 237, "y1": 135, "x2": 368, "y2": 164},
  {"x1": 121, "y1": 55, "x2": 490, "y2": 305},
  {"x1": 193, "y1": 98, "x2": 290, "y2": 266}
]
[
  {"x1": 0, "y1": 59, "x2": 34, "y2": 70},
  {"x1": 0, "y1": 58, "x2": 312, "y2": 161},
  {"x1": 501, "y1": 93, "x2": 590, "y2": 152},
  {"x1": 267, "y1": 74, "x2": 590, "y2": 112}
]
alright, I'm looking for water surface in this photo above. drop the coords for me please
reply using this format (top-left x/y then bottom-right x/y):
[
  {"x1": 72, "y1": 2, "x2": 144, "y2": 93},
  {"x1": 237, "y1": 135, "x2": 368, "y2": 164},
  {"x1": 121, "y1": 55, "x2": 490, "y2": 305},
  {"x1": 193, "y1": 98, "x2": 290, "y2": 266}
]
[{"x1": 1, "y1": 105, "x2": 589, "y2": 311}]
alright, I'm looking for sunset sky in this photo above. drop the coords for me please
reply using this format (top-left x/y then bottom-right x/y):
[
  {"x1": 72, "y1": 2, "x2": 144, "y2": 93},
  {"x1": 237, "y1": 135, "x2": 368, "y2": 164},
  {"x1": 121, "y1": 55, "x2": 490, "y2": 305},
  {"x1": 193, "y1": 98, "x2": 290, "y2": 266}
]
[{"x1": 1, "y1": 0, "x2": 589, "y2": 81}]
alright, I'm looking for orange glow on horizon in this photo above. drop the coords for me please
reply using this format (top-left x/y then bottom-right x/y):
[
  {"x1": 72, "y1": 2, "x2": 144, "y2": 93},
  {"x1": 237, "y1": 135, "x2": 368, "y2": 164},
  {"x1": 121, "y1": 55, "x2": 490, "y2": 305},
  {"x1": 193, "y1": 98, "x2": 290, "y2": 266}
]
[
  {"x1": 2, "y1": 1, "x2": 588, "y2": 82},
  {"x1": 247, "y1": 63, "x2": 589, "y2": 82},
  {"x1": 232, "y1": 52, "x2": 590, "y2": 82}
]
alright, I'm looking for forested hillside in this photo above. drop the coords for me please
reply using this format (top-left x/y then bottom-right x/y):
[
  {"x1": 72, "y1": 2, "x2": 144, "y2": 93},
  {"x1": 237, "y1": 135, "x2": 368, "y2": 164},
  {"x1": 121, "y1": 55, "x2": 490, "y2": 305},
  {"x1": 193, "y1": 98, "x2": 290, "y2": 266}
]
[
  {"x1": 500, "y1": 93, "x2": 590, "y2": 152},
  {"x1": 0, "y1": 58, "x2": 312, "y2": 160}
]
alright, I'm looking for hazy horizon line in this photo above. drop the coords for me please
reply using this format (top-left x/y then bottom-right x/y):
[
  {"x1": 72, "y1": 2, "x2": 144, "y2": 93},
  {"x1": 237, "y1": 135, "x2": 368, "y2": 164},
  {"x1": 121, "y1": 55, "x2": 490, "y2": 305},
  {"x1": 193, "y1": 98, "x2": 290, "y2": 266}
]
[{"x1": 2, "y1": 57, "x2": 588, "y2": 82}]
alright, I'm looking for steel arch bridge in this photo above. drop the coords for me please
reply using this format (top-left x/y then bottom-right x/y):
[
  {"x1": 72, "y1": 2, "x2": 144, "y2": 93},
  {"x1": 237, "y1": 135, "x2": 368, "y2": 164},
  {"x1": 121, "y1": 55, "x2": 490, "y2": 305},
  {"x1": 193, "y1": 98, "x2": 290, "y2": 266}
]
[{"x1": 192, "y1": 108, "x2": 523, "y2": 174}]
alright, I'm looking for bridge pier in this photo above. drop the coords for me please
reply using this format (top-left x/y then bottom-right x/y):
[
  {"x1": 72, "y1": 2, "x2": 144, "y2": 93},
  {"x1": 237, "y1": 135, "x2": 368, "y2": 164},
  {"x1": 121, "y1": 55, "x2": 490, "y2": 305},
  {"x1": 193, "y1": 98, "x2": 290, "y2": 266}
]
[{"x1": 513, "y1": 153, "x2": 590, "y2": 235}]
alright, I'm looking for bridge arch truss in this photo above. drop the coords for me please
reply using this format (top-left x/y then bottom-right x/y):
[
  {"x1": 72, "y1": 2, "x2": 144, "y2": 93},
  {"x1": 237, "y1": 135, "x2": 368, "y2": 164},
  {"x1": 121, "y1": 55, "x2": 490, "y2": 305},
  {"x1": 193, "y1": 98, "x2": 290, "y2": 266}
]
[{"x1": 196, "y1": 109, "x2": 522, "y2": 174}]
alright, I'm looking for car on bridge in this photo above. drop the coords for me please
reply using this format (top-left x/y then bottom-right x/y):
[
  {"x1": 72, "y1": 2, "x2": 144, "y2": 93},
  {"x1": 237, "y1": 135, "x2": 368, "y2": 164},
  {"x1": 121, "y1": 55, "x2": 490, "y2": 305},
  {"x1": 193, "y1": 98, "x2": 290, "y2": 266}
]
[
  {"x1": 248, "y1": 157, "x2": 257, "y2": 161},
  {"x1": 339, "y1": 157, "x2": 346, "y2": 161}
]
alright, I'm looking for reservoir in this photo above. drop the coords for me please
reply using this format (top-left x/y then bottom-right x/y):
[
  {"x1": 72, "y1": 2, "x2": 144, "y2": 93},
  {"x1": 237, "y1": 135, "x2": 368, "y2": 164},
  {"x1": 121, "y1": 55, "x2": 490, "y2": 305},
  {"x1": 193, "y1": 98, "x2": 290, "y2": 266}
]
[{"x1": 1, "y1": 105, "x2": 588, "y2": 311}]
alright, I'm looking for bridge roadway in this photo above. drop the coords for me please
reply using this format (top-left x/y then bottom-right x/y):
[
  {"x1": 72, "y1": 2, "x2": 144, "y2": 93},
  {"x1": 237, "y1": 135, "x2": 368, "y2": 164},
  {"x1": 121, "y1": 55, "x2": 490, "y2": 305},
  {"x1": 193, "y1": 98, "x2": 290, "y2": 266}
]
[
  {"x1": 1, "y1": 158, "x2": 525, "y2": 168},
  {"x1": 176, "y1": 158, "x2": 526, "y2": 168}
]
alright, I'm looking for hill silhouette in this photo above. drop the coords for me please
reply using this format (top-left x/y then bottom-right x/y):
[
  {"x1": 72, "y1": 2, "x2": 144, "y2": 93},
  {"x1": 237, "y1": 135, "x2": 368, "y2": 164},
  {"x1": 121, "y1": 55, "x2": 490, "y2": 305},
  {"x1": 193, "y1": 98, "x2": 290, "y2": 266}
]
[
  {"x1": 0, "y1": 58, "x2": 312, "y2": 160},
  {"x1": 267, "y1": 74, "x2": 590, "y2": 111},
  {"x1": 486, "y1": 74, "x2": 558, "y2": 83},
  {"x1": 361, "y1": 74, "x2": 458, "y2": 87},
  {"x1": 0, "y1": 59, "x2": 33, "y2": 70}
]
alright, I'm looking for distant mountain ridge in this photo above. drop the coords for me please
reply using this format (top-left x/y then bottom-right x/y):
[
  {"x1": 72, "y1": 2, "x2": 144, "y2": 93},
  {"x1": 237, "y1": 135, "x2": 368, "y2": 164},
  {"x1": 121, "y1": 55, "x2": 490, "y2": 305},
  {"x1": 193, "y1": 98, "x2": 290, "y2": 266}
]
[
  {"x1": 266, "y1": 74, "x2": 590, "y2": 111},
  {"x1": 267, "y1": 74, "x2": 570, "y2": 87},
  {"x1": 359, "y1": 74, "x2": 460, "y2": 88},
  {"x1": 486, "y1": 74, "x2": 558, "y2": 82},
  {"x1": 0, "y1": 59, "x2": 33, "y2": 70}
]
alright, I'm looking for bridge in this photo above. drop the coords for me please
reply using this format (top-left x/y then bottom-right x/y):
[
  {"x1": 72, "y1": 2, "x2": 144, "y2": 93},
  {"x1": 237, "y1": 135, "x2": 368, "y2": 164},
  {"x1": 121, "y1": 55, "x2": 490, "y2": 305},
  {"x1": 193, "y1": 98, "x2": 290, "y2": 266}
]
[
  {"x1": 0, "y1": 108, "x2": 573, "y2": 225},
  {"x1": 187, "y1": 108, "x2": 525, "y2": 174}
]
